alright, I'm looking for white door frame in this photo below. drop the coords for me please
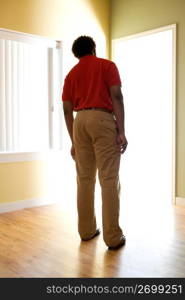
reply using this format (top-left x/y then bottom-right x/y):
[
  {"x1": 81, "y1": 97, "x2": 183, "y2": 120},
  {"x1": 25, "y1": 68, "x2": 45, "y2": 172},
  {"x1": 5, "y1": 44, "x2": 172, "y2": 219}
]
[{"x1": 112, "y1": 24, "x2": 177, "y2": 205}]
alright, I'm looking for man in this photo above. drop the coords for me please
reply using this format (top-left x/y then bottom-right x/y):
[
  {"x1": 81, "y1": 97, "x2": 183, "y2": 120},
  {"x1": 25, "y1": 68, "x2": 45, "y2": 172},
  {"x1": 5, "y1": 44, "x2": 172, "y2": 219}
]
[{"x1": 62, "y1": 36, "x2": 127, "y2": 250}]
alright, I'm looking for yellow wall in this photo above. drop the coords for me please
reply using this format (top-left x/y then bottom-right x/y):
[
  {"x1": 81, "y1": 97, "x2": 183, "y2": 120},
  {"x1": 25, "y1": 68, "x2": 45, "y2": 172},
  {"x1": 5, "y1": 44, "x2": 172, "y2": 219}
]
[
  {"x1": 0, "y1": 0, "x2": 110, "y2": 205},
  {"x1": 110, "y1": 0, "x2": 185, "y2": 198},
  {"x1": 0, "y1": 161, "x2": 49, "y2": 203},
  {"x1": 0, "y1": 0, "x2": 110, "y2": 56}
]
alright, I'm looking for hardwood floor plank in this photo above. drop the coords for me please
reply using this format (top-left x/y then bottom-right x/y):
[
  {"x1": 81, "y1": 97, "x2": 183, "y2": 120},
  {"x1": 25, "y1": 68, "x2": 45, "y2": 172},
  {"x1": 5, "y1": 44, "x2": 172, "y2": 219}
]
[{"x1": 0, "y1": 203, "x2": 185, "y2": 277}]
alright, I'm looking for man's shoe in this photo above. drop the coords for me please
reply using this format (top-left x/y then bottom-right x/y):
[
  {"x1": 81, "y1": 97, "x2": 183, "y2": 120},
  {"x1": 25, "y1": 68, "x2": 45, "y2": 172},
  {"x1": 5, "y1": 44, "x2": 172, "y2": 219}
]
[
  {"x1": 81, "y1": 229, "x2": 100, "y2": 241},
  {"x1": 108, "y1": 235, "x2": 126, "y2": 250}
]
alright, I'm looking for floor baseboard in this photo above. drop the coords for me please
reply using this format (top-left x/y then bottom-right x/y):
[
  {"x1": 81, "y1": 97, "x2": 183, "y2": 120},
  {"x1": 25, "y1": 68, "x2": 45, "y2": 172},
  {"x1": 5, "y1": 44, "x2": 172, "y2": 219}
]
[
  {"x1": 176, "y1": 197, "x2": 185, "y2": 206},
  {"x1": 0, "y1": 197, "x2": 55, "y2": 214}
]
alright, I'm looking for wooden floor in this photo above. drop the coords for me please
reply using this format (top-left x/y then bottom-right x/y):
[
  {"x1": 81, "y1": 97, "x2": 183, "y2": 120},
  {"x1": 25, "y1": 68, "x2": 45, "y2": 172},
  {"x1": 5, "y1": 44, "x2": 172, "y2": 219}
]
[{"x1": 0, "y1": 201, "x2": 185, "y2": 278}]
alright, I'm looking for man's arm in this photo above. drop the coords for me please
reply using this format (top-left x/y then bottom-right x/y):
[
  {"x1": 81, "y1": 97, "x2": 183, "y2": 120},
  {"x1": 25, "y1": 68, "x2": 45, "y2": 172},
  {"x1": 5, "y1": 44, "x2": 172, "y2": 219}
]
[
  {"x1": 63, "y1": 101, "x2": 75, "y2": 159},
  {"x1": 110, "y1": 85, "x2": 128, "y2": 153}
]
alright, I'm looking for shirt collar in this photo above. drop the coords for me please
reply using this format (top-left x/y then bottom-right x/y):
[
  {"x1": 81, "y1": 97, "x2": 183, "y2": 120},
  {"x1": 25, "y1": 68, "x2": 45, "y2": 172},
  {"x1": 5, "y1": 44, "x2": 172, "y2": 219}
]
[{"x1": 79, "y1": 54, "x2": 95, "y2": 61}]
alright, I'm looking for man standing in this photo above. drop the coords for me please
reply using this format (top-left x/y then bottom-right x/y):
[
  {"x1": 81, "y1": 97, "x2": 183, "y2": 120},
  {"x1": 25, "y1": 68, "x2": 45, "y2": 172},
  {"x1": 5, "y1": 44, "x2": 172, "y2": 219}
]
[{"x1": 62, "y1": 36, "x2": 127, "y2": 250}]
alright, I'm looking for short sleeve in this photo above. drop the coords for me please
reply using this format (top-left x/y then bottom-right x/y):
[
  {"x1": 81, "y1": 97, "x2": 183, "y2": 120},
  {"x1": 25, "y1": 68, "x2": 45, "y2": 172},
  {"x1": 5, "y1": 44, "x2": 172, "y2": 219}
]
[
  {"x1": 106, "y1": 62, "x2": 122, "y2": 87},
  {"x1": 62, "y1": 75, "x2": 72, "y2": 102}
]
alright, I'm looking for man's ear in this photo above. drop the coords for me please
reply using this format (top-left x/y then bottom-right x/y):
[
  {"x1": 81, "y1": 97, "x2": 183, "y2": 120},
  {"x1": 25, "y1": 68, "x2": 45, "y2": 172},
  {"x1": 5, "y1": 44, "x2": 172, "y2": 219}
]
[{"x1": 93, "y1": 48, "x2": 96, "y2": 56}]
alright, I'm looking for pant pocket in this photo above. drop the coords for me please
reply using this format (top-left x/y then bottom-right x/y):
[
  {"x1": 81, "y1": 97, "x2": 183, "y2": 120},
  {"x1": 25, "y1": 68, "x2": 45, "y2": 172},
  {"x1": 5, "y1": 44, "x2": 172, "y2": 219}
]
[{"x1": 99, "y1": 118, "x2": 117, "y2": 131}]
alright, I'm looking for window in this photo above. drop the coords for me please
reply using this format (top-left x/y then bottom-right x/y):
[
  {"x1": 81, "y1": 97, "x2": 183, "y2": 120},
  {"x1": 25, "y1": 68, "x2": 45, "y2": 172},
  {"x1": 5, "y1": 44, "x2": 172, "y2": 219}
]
[{"x1": 0, "y1": 28, "x2": 62, "y2": 155}]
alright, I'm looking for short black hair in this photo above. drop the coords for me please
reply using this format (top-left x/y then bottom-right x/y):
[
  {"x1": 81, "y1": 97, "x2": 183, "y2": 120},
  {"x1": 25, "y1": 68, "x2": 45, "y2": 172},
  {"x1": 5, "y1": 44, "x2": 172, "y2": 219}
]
[{"x1": 72, "y1": 36, "x2": 96, "y2": 58}]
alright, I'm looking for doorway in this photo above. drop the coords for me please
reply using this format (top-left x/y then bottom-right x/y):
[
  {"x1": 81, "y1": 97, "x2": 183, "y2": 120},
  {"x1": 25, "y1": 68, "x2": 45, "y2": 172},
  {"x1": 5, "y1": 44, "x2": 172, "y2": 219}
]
[{"x1": 112, "y1": 25, "x2": 176, "y2": 215}]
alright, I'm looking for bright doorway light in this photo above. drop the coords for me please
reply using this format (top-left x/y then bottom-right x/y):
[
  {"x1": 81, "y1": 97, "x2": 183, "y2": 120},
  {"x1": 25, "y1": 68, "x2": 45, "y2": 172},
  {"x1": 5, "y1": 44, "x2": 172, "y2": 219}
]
[{"x1": 112, "y1": 26, "x2": 176, "y2": 213}]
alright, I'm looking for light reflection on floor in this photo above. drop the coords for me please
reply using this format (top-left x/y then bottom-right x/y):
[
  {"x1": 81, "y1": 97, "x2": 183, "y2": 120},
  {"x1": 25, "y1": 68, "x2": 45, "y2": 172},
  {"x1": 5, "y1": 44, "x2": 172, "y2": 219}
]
[
  {"x1": 47, "y1": 149, "x2": 175, "y2": 242},
  {"x1": 44, "y1": 150, "x2": 185, "y2": 277}
]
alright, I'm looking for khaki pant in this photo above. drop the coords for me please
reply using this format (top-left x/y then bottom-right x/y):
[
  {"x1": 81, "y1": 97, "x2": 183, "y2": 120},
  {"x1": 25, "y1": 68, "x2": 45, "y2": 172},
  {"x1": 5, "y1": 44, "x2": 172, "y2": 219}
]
[{"x1": 73, "y1": 110, "x2": 123, "y2": 247}]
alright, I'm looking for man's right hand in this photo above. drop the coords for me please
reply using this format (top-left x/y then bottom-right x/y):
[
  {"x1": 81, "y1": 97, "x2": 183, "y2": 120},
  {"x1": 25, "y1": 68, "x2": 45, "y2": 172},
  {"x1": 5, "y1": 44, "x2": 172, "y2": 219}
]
[
  {"x1": 71, "y1": 144, "x2": 76, "y2": 160},
  {"x1": 116, "y1": 133, "x2": 128, "y2": 154}
]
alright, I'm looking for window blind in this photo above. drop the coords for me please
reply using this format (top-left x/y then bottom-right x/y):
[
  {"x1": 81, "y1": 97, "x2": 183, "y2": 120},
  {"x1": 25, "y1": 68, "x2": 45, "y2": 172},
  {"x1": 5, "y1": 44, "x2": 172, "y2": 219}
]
[{"x1": 0, "y1": 29, "x2": 62, "y2": 153}]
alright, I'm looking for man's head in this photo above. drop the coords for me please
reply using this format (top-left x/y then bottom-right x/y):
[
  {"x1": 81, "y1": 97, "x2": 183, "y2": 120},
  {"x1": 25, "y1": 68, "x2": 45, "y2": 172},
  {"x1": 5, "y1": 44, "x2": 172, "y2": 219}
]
[{"x1": 72, "y1": 36, "x2": 96, "y2": 59}]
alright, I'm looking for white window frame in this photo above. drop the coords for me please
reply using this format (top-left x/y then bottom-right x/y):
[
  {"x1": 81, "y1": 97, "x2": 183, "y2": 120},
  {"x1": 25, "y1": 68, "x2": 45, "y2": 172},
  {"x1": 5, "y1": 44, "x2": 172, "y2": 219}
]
[{"x1": 0, "y1": 28, "x2": 62, "y2": 163}]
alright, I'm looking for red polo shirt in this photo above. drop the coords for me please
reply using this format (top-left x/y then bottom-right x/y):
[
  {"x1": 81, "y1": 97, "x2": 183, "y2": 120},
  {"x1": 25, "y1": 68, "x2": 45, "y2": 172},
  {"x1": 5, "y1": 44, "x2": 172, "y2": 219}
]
[{"x1": 62, "y1": 55, "x2": 121, "y2": 112}]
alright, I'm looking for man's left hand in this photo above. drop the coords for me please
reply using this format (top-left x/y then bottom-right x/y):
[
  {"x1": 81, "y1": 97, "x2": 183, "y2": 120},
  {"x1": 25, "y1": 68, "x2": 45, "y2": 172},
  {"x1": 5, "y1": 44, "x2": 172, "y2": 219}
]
[{"x1": 116, "y1": 133, "x2": 128, "y2": 154}]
